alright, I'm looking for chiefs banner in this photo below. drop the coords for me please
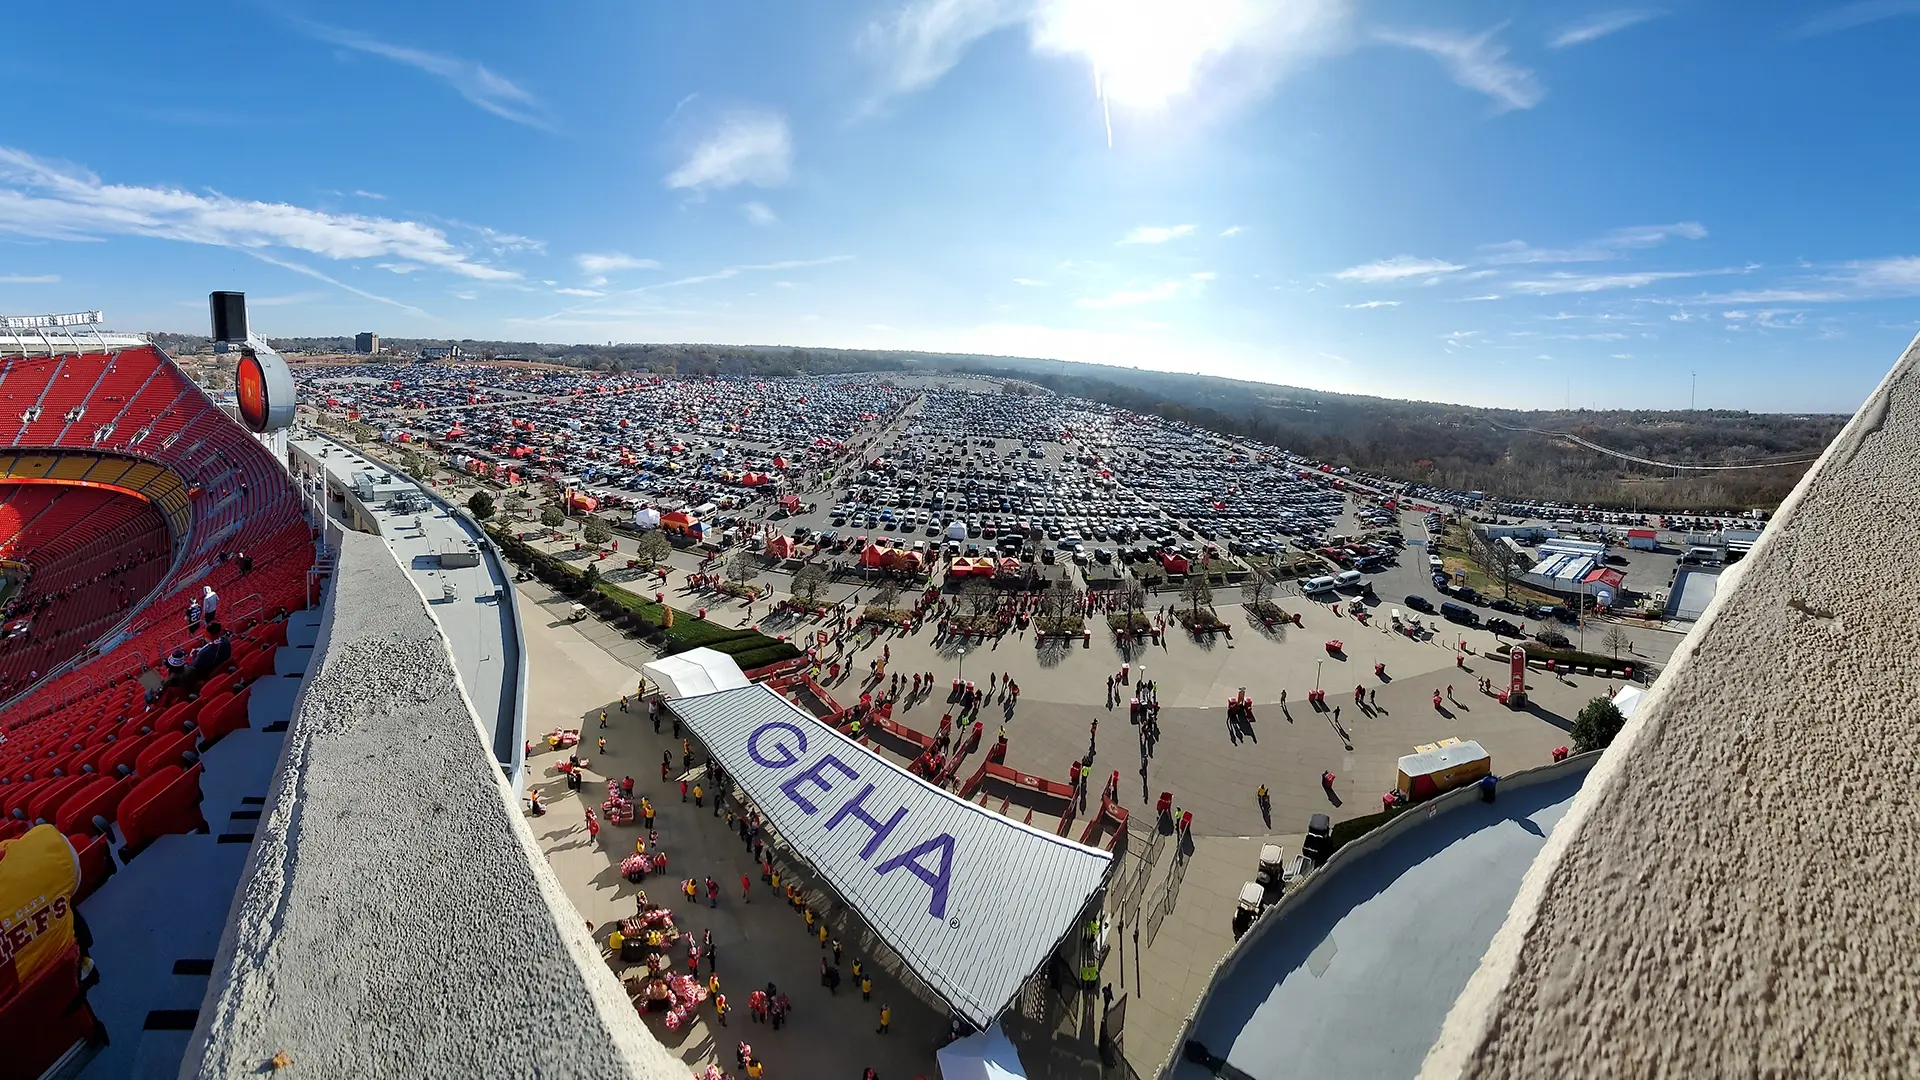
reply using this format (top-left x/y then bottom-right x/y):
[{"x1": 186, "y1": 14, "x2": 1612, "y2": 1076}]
[{"x1": 0, "y1": 824, "x2": 79, "y2": 1003}]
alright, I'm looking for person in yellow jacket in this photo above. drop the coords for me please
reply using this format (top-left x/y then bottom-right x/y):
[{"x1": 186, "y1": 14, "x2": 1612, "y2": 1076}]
[
  {"x1": 746, "y1": 1059, "x2": 763, "y2": 1079},
  {"x1": 714, "y1": 992, "x2": 729, "y2": 1026},
  {"x1": 877, "y1": 1003, "x2": 891, "y2": 1034},
  {"x1": 0, "y1": 824, "x2": 80, "y2": 991}
]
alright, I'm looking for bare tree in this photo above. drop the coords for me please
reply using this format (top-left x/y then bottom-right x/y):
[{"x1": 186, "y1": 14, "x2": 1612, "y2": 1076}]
[
  {"x1": 636, "y1": 530, "x2": 673, "y2": 568},
  {"x1": 1241, "y1": 565, "x2": 1275, "y2": 610},
  {"x1": 1602, "y1": 624, "x2": 1629, "y2": 659},
  {"x1": 791, "y1": 562, "x2": 829, "y2": 607},
  {"x1": 1120, "y1": 581, "x2": 1148, "y2": 624},
  {"x1": 1180, "y1": 571, "x2": 1214, "y2": 617},
  {"x1": 963, "y1": 579, "x2": 997, "y2": 617},
  {"x1": 724, "y1": 547, "x2": 762, "y2": 585},
  {"x1": 872, "y1": 580, "x2": 901, "y2": 613}
]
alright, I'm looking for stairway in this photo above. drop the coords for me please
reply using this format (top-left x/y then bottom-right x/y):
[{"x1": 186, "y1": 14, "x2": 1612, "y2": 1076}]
[{"x1": 75, "y1": 603, "x2": 325, "y2": 1080}]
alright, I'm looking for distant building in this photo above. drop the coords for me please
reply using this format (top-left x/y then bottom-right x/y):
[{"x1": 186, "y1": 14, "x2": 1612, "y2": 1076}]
[
  {"x1": 421, "y1": 345, "x2": 464, "y2": 361},
  {"x1": 354, "y1": 332, "x2": 380, "y2": 354}
]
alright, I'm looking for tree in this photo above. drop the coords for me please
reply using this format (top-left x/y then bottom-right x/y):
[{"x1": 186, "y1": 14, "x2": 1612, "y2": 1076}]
[
  {"x1": 1572, "y1": 697, "x2": 1626, "y2": 754},
  {"x1": 1241, "y1": 565, "x2": 1275, "y2": 610},
  {"x1": 540, "y1": 506, "x2": 564, "y2": 529},
  {"x1": 504, "y1": 494, "x2": 527, "y2": 520},
  {"x1": 1601, "y1": 624, "x2": 1630, "y2": 659},
  {"x1": 1181, "y1": 569, "x2": 1214, "y2": 616},
  {"x1": 963, "y1": 579, "x2": 997, "y2": 617},
  {"x1": 582, "y1": 519, "x2": 612, "y2": 547},
  {"x1": 581, "y1": 561, "x2": 601, "y2": 590},
  {"x1": 1120, "y1": 581, "x2": 1148, "y2": 623},
  {"x1": 636, "y1": 530, "x2": 673, "y2": 568},
  {"x1": 467, "y1": 491, "x2": 495, "y2": 520},
  {"x1": 725, "y1": 547, "x2": 762, "y2": 585},
  {"x1": 872, "y1": 580, "x2": 901, "y2": 613},
  {"x1": 791, "y1": 562, "x2": 829, "y2": 607}
]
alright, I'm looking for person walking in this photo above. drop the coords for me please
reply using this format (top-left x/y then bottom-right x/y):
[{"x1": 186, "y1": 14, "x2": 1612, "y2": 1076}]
[
  {"x1": 662, "y1": 751, "x2": 672, "y2": 782},
  {"x1": 713, "y1": 992, "x2": 728, "y2": 1026},
  {"x1": 597, "y1": 735, "x2": 607, "y2": 755},
  {"x1": 620, "y1": 694, "x2": 629, "y2": 713},
  {"x1": 642, "y1": 798, "x2": 655, "y2": 830},
  {"x1": 860, "y1": 973, "x2": 873, "y2": 1000},
  {"x1": 741, "y1": 873, "x2": 752, "y2": 903},
  {"x1": 707, "y1": 876, "x2": 719, "y2": 908},
  {"x1": 831, "y1": 938, "x2": 842, "y2": 965},
  {"x1": 704, "y1": 928, "x2": 716, "y2": 972},
  {"x1": 600, "y1": 710, "x2": 609, "y2": 729},
  {"x1": 681, "y1": 779, "x2": 690, "y2": 802},
  {"x1": 876, "y1": 1003, "x2": 891, "y2": 1035}
]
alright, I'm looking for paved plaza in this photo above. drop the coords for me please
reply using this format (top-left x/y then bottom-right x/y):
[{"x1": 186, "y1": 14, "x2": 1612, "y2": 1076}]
[{"x1": 508, "y1": 541, "x2": 1638, "y2": 1078}]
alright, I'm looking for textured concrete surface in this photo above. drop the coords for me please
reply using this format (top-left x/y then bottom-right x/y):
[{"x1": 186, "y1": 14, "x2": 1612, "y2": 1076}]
[
  {"x1": 183, "y1": 530, "x2": 681, "y2": 1079},
  {"x1": 1422, "y1": 339, "x2": 1920, "y2": 1079}
]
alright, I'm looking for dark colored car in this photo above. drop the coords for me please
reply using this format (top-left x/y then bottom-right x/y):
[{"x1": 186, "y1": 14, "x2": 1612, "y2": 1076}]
[
  {"x1": 1489, "y1": 598, "x2": 1522, "y2": 615},
  {"x1": 1404, "y1": 595, "x2": 1435, "y2": 613},
  {"x1": 1485, "y1": 617, "x2": 1522, "y2": 637},
  {"x1": 1534, "y1": 629, "x2": 1572, "y2": 648}
]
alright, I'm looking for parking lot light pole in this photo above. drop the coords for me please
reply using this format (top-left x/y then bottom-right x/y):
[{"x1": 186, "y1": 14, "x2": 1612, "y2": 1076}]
[
  {"x1": 1316, "y1": 659, "x2": 1322, "y2": 691},
  {"x1": 957, "y1": 645, "x2": 967, "y2": 687}
]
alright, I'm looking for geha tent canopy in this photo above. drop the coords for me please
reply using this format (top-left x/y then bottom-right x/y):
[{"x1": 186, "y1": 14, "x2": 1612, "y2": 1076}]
[
  {"x1": 665, "y1": 684, "x2": 1111, "y2": 1028},
  {"x1": 642, "y1": 648, "x2": 751, "y2": 700}
]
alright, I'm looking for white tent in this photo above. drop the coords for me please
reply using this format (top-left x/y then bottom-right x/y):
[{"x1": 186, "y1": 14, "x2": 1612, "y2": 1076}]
[
  {"x1": 633, "y1": 506, "x2": 661, "y2": 529},
  {"x1": 1611, "y1": 684, "x2": 1646, "y2": 719},
  {"x1": 936, "y1": 1022, "x2": 1028, "y2": 1080},
  {"x1": 641, "y1": 648, "x2": 750, "y2": 700}
]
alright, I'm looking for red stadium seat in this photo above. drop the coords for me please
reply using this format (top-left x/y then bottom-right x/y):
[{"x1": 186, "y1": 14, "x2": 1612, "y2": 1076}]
[{"x1": 116, "y1": 762, "x2": 207, "y2": 858}]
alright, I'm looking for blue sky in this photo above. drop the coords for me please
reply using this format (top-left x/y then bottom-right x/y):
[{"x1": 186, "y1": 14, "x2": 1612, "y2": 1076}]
[{"x1": 4, "y1": 2, "x2": 1919, "y2": 411}]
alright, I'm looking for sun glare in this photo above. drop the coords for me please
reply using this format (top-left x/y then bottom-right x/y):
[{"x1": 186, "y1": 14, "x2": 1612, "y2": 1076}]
[{"x1": 1031, "y1": 0, "x2": 1274, "y2": 112}]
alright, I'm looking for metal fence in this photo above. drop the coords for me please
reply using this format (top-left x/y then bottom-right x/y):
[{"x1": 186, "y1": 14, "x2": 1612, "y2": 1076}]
[{"x1": 1143, "y1": 846, "x2": 1190, "y2": 948}]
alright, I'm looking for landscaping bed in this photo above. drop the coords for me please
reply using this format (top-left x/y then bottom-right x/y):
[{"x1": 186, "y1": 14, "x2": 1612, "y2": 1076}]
[
  {"x1": 1492, "y1": 641, "x2": 1635, "y2": 673},
  {"x1": 1106, "y1": 612, "x2": 1153, "y2": 634},
  {"x1": 1246, "y1": 601, "x2": 1295, "y2": 627},
  {"x1": 1034, "y1": 615, "x2": 1085, "y2": 636},
  {"x1": 1175, "y1": 607, "x2": 1230, "y2": 633}
]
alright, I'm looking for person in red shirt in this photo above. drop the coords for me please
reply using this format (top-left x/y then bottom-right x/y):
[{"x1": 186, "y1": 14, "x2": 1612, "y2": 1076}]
[{"x1": 740, "y1": 873, "x2": 751, "y2": 902}]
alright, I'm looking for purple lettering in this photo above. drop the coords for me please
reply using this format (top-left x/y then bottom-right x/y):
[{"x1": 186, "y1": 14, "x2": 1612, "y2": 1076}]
[
  {"x1": 780, "y1": 754, "x2": 858, "y2": 815},
  {"x1": 747, "y1": 721, "x2": 808, "y2": 769},
  {"x1": 874, "y1": 833, "x2": 957, "y2": 920},
  {"x1": 824, "y1": 784, "x2": 909, "y2": 860}
]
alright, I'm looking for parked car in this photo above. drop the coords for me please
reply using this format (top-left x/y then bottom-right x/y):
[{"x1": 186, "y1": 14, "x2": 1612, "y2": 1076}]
[
  {"x1": 1485, "y1": 617, "x2": 1522, "y2": 637},
  {"x1": 1534, "y1": 629, "x2": 1572, "y2": 648},
  {"x1": 1404, "y1": 594, "x2": 1435, "y2": 614},
  {"x1": 1489, "y1": 597, "x2": 1522, "y2": 615}
]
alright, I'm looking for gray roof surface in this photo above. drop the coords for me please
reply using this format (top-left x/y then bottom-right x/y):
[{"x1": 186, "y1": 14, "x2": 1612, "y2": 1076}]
[
  {"x1": 292, "y1": 433, "x2": 524, "y2": 776},
  {"x1": 1178, "y1": 769, "x2": 1587, "y2": 1080},
  {"x1": 669, "y1": 683, "x2": 1112, "y2": 1028}
]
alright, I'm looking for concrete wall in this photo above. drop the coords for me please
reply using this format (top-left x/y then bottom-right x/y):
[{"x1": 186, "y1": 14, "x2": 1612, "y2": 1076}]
[
  {"x1": 182, "y1": 530, "x2": 681, "y2": 1079},
  {"x1": 1420, "y1": 335, "x2": 1920, "y2": 1079},
  {"x1": 1154, "y1": 752, "x2": 1599, "y2": 1079}
]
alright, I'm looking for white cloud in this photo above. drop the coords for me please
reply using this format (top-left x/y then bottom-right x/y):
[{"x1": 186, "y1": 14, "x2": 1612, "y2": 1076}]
[
  {"x1": 862, "y1": 0, "x2": 1353, "y2": 118},
  {"x1": 352, "y1": 189, "x2": 387, "y2": 201},
  {"x1": 1458, "y1": 294, "x2": 1502, "y2": 302},
  {"x1": 1189, "y1": 270, "x2": 1217, "y2": 281},
  {"x1": 1333, "y1": 255, "x2": 1465, "y2": 284},
  {"x1": 575, "y1": 252, "x2": 661, "y2": 275},
  {"x1": 1012, "y1": 278, "x2": 1050, "y2": 287},
  {"x1": 743, "y1": 200, "x2": 779, "y2": 226},
  {"x1": 0, "y1": 147, "x2": 521, "y2": 280},
  {"x1": 1610, "y1": 353, "x2": 1635, "y2": 360},
  {"x1": 246, "y1": 251, "x2": 430, "y2": 317},
  {"x1": 627, "y1": 255, "x2": 853, "y2": 293},
  {"x1": 860, "y1": 0, "x2": 1027, "y2": 103},
  {"x1": 451, "y1": 290, "x2": 479, "y2": 301},
  {"x1": 1219, "y1": 225, "x2": 1244, "y2": 237},
  {"x1": 1549, "y1": 10, "x2": 1662, "y2": 49},
  {"x1": 666, "y1": 110, "x2": 793, "y2": 191},
  {"x1": 1077, "y1": 280, "x2": 1185, "y2": 308},
  {"x1": 554, "y1": 287, "x2": 606, "y2": 297},
  {"x1": 1120, "y1": 224, "x2": 1195, "y2": 245},
  {"x1": 1374, "y1": 24, "x2": 1543, "y2": 111},
  {"x1": 293, "y1": 20, "x2": 550, "y2": 129},
  {"x1": 0, "y1": 273, "x2": 58, "y2": 284},
  {"x1": 1795, "y1": 1, "x2": 1920, "y2": 37},
  {"x1": 1345, "y1": 300, "x2": 1400, "y2": 309},
  {"x1": 1511, "y1": 267, "x2": 1744, "y2": 295}
]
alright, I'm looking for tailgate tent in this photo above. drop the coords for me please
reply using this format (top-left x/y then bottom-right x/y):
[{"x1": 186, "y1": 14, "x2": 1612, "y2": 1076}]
[
  {"x1": 641, "y1": 648, "x2": 751, "y2": 700},
  {"x1": 666, "y1": 683, "x2": 1111, "y2": 1028},
  {"x1": 937, "y1": 1023, "x2": 1029, "y2": 1080},
  {"x1": 633, "y1": 507, "x2": 661, "y2": 530}
]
